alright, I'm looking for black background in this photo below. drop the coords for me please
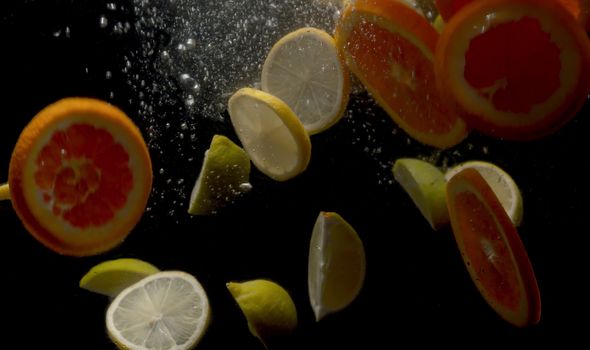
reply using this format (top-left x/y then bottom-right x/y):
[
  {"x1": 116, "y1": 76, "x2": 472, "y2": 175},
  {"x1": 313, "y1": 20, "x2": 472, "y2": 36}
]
[{"x1": 1, "y1": 0, "x2": 589, "y2": 348}]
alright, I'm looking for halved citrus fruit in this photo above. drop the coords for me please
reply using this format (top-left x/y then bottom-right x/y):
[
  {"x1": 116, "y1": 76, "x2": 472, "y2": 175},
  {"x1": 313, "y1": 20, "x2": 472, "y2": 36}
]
[
  {"x1": 335, "y1": 0, "x2": 468, "y2": 149},
  {"x1": 435, "y1": 0, "x2": 590, "y2": 140},
  {"x1": 446, "y1": 168, "x2": 541, "y2": 327},
  {"x1": 8, "y1": 97, "x2": 152, "y2": 256}
]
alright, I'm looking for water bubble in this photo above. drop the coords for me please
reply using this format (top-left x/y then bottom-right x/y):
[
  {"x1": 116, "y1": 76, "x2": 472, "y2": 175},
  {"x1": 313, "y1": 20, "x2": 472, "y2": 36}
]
[{"x1": 99, "y1": 16, "x2": 108, "y2": 28}]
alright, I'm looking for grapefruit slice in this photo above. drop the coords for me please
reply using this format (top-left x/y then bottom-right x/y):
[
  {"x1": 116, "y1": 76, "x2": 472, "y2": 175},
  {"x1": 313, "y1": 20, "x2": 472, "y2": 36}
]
[
  {"x1": 435, "y1": 0, "x2": 590, "y2": 139},
  {"x1": 446, "y1": 168, "x2": 541, "y2": 327},
  {"x1": 335, "y1": 0, "x2": 468, "y2": 149},
  {"x1": 8, "y1": 97, "x2": 152, "y2": 256}
]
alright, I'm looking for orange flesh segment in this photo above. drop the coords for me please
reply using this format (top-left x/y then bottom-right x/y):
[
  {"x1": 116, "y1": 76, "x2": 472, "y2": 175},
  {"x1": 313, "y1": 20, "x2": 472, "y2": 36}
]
[
  {"x1": 454, "y1": 190, "x2": 520, "y2": 311},
  {"x1": 34, "y1": 123, "x2": 133, "y2": 228},
  {"x1": 463, "y1": 17, "x2": 561, "y2": 114},
  {"x1": 346, "y1": 21, "x2": 457, "y2": 134}
]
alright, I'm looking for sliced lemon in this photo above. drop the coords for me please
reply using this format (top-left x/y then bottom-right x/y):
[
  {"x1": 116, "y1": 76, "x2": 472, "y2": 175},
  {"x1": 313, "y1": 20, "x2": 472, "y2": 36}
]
[
  {"x1": 392, "y1": 158, "x2": 449, "y2": 230},
  {"x1": 445, "y1": 160, "x2": 523, "y2": 226},
  {"x1": 261, "y1": 27, "x2": 350, "y2": 135},
  {"x1": 79, "y1": 258, "x2": 160, "y2": 298},
  {"x1": 106, "y1": 271, "x2": 210, "y2": 350},
  {"x1": 226, "y1": 279, "x2": 297, "y2": 346},
  {"x1": 308, "y1": 211, "x2": 366, "y2": 321},
  {"x1": 228, "y1": 87, "x2": 312, "y2": 181},
  {"x1": 188, "y1": 134, "x2": 252, "y2": 215}
]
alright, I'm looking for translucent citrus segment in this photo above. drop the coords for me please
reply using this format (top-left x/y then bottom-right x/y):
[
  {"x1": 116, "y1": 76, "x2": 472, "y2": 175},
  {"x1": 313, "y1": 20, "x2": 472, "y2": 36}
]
[
  {"x1": 79, "y1": 258, "x2": 160, "y2": 298},
  {"x1": 335, "y1": 0, "x2": 468, "y2": 149},
  {"x1": 261, "y1": 27, "x2": 350, "y2": 135},
  {"x1": 308, "y1": 211, "x2": 366, "y2": 321},
  {"x1": 106, "y1": 271, "x2": 211, "y2": 350},
  {"x1": 228, "y1": 87, "x2": 312, "y2": 181},
  {"x1": 435, "y1": 0, "x2": 590, "y2": 139},
  {"x1": 8, "y1": 97, "x2": 152, "y2": 256},
  {"x1": 446, "y1": 168, "x2": 541, "y2": 327}
]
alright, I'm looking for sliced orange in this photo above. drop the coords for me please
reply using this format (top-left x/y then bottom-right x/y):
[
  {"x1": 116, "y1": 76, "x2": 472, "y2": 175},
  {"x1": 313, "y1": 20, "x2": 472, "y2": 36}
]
[
  {"x1": 446, "y1": 168, "x2": 541, "y2": 327},
  {"x1": 435, "y1": 0, "x2": 590, "y2": 140},
  {"x1": 335, "y1": 0, "x2": 468, "y2": 149},
  {"x1": 8, "y1": 98, "x2": 152, "y2": 256}
]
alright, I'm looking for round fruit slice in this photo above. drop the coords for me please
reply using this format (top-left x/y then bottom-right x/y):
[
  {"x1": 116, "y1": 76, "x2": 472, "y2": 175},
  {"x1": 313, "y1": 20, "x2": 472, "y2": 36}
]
[
  {"x1": 261, "y1": 27, "x2": 350, "y2": 135},
  {"x1": 226, "y1": 279, "x2": 297, "y2": 346},
  {"x1": 8, "y1": 98, "x2": 152, "y2": 256},
  {"x1": 228, "y1": 88, "x2": 311, "y2": 181},
  {"x1": 393, "y1": 158, "x2": 449, "y2": 230},
  {"x1": 445, "y1": 160, "x2": 523, "y2": 226},
  {"x1": 446, "y1": 168, "x2": 541, "y2": 327},
  {"x1": 335, "y1": 0, "x2": 468, "y2": 149},
  {"x1": 308, "y1": 211, "x2": 366, "y2": 321},
  {"x1": 79, "y1": 258, "x2": 160, "y2": 298},
  {"x1": 106, "y1": 271, "x2": 211, "y2": 350},
  {"x1": 188, "y1": 134, "x2": 251, "y2": 215},
  {"x1": 435, "y1": 0, "x2": 590, "y2": 140}
]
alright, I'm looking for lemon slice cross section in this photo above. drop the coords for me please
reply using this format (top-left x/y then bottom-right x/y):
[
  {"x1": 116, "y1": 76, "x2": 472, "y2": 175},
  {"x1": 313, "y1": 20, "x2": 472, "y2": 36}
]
[
  {"x1": 308, "y1": 211, "x2": 366, "y2": 321},
  {"x1": 188, "y1": 134, "x2": 251, "y2": 215},
  {"x1": 445, "y1": 160, "x2": 523, "y2": 226},
  {"x1": 261, "y1": 27, "x2": 350, "y2": 134},
  {"x1": 226, "y1": 279, "x2": 297, "y2": 347},
  {"x1": 228, "y1": 87, "x2": 311, "y2": 181},
  {"x1": 106, "y1": 271, "x2": 211, "y2": 350},
  {"x1": 79, "y1": 258, "x2": 160, "y2": 298}
]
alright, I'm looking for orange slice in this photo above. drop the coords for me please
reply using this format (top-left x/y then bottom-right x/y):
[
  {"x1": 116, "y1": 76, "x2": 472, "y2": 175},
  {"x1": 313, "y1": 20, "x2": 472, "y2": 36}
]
[
  {"x1": 435, "y1": 0, "x2": 590, "y2": 140},
  {"x1": 8, "y1": 98, "x2": 152, "y2": 256},
  {"x1": 446, "y1": 168, "x2": 541, "y2": 327},
  {"x1": 335, "y1": 0, "x2": 468, "y2": 149}
]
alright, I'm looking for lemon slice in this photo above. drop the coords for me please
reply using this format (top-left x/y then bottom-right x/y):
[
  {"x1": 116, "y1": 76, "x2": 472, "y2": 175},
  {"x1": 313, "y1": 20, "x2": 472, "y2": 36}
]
[
  {"x1": 188, "y1": 134, "x2": 252, "y2": 215},
  {"x1": 226, "y1": 279, "x2": 297, "y2": 346},
  {"x1": 106, "y1": 271, "x2": 210, "y2": 350},
  {"x1": 261, "y1": 27, "x2": 350, "y2": 134},
  {"x1": 445, "y1": 160, "x2": 523, "y2": 226},
  {"x1": 308, "y1": 211, "x2": 366, "y2": 321},
  {"x1": 79, "y1": 258, "x2": 160, "y2": 298},
  {"x1": 228, "y1": 87, "x2": 312, "y2": 181},
  {"x1": 392, "y1": 158, "x2": 449, "y2": 230}
]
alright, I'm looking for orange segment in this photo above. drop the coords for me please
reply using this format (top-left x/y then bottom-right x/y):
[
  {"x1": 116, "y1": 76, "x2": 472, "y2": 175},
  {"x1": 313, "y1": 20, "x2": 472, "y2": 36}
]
[
  {"x1": 446, "y1": 168, "x2": 541, "y2": 327},
  {"x1": 435, "y1": 0, "x2": 590, "y2": 139},
  {"x1": 8, "y1": 98, "x2": 153, "y2": 256},
  {"x1": 335, "y1": 0, "x2": 468, "y2": 149}
]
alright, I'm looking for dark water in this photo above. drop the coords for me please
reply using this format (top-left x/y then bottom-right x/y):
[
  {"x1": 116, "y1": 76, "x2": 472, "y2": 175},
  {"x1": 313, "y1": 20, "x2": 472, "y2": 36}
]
[{"x1": 1, "y1": 0, "x2": 588, "y2": 348}]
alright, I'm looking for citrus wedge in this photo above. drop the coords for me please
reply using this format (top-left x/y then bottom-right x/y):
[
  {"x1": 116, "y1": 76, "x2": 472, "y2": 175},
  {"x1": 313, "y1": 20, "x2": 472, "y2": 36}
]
[
  {"x1": 308, "y1": 211, "x2": 366, "y2": 321},
  {"x1": 261, "y1": 27, "x2": 350, "y2": 135},
  {"x1": 445, "y1": 160, "x2": 523, "y2": 226},
  {"x1": 228, "y1": 87, "x2": 311, "y2": 181},
  {"x1": 106, "y1": 271, "x2": 211, "y2": 350},
  {"x1": 226, "y1": 279, "x2": 297, "y2": 346},
  {"x1": 335, "y1": 0, "x2": 468, "y2": 149},
  {"x1": 188, "y1": 134, "x2": 251, "y2": 215},
  {"x1": 8, "y1": 97, "x2": 152, "y2": 256},
  {"x1": 393, "y1": 158, "x2": 449, "y2": 230},
  {"x1": 79, "y1": 258, "x2": 160, "y2": 298},
  {"x1": 446, "y1": 168, "x2": 541, "y2": 327},
  {"x1": 435, "y1": 0, "x2": 590, "y2": 140}
]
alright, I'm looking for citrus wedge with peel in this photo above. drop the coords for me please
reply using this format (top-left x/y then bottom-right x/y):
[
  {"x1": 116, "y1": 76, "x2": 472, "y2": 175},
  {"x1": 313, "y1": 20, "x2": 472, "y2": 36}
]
[
  {"x1": 106, "y1": 271, "x2": 211, "y2": 350},
  {"x1": 446, "y1": 168, "x2": 541, "y2": 327},
  {"x1": 445, "y1": 160, "x2": 523, "y2": 226},
  {"x1": 79, "y1": 258, "x2": 160, "y2": 298},
  {"x1": 226, "y1": 279, "x2": 297, "y2": 346},
  {"x1": 308, "y1": 211, "x2": 366, "y2": 321},
  {"x1": 435, "y1": 0, "x2": 590, "y2": 140},
  {"x1": 261, "y1": 27, "x2": 350, "y2": 135},
  {"x1": 228, "y1": 87, "x2": 311, "y2": 181},
  {"x1": 393, "y1": 158, "x2": 449, "y2": 230},
  {"x1": 188, "y1": 134, "x2": 251, "y2": 215},
  {"x1": 335, "y1": 0, "x2": 468, "y2": 149},
  {"x1": 8, "y1": 97, "x2": 152, "y2": 256}
]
